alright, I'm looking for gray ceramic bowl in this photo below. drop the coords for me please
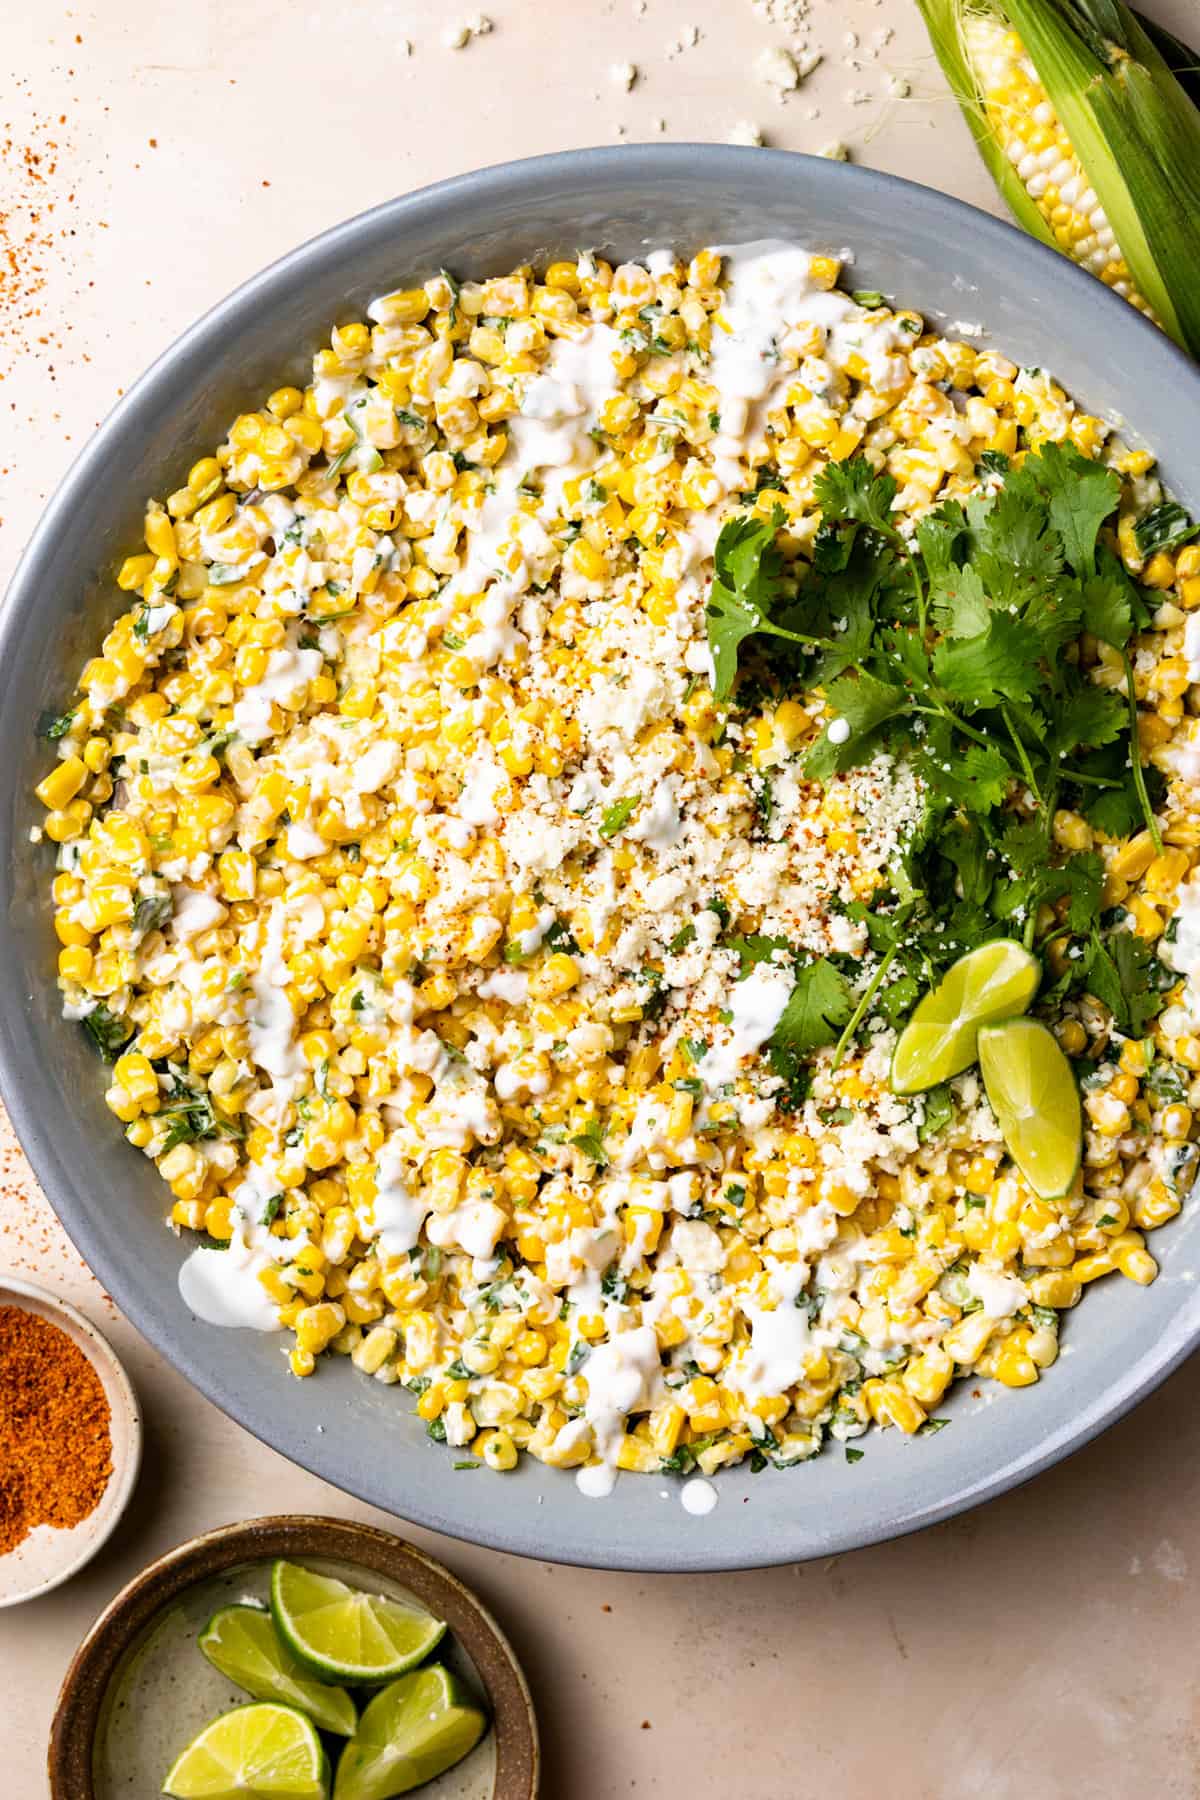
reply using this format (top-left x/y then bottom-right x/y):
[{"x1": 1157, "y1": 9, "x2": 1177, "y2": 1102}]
[{"x1": 3, "y1": 147, "x2": 1199, "y2": 1573}]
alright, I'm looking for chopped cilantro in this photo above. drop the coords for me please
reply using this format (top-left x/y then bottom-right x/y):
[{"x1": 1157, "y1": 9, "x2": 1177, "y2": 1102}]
[
  {"x1": 1135, "y1": 500, "x2": 1196, "y2": 560},
  {"x1": 599, "y1": 795, "x2": 640, "y2": 838},
  {"x1": 81, "y1": 1004, "x2": 133, "y2": 1061}
]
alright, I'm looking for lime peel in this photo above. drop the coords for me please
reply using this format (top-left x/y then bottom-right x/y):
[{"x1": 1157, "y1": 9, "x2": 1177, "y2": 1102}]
[
  {"x1": 198, "y1": 1603, "x2": 357, "y2": 1737},
  {"x1": 270, "y1": 1559, "x2": 446, "y2": 1686},
  {"x1": 891, "y1": 939, "x2": 1041, "y2": 1095},
  {"x1": 978, "y1": 1015, "x2": 1082, "y2": 1199},
  {"x1": 332, "y1": 1665, "x2": 488, "y2": 1800}
]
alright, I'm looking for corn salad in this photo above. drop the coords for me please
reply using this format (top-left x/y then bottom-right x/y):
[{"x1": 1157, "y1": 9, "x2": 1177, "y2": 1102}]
[{"x1": 35, "y1": 242, "x2": 1200, "y2": 1495}]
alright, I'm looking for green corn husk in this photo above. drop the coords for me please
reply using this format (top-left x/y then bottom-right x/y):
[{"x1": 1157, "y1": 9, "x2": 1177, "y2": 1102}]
[{"x1": 916, "y1": 0, "x2": 1200, "y2": 356}]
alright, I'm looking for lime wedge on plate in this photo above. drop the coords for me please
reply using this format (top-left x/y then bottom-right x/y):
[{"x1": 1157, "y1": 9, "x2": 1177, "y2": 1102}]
[
  {"x1": 333, "y1": 1665, "x2": 488, "y2": 1800},
  {"x1": 270, "y1": 1560, "x2": 445, "y2": 1685},
  {"x1": 978, "y1": 1016, "x2": 1082, "y2": 1199},
  {"x1": 891, "y1": 940, "x2": 1040, "y2": 1094},
  {"x1": 163, "y1": 1701, "x2": 328, "y2": 1800},
  {"x1": 199, "y1": 1603, "x2": 357, "y2": 1736}
]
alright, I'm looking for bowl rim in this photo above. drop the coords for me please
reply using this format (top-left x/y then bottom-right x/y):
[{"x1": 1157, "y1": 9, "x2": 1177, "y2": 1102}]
[
  {"x1": 47, "y1": 1513, "x2": 540, "y2": 1799},
  {"x1": 4, "y1": 144, "x2": 1200, "y2": 1573},
  {"x1": 0, "y1": 1275, "x2": 143, "y2": 1609}
]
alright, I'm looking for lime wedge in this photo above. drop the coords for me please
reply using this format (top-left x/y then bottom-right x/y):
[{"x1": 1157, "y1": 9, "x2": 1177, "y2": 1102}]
[
  {"x1": 163, "y1": 1702, "x2": 328, "y2": 1800},
  {"x1": 333, "y1": 1665, "x2": 488, "y2": 1800},
  {"x1": 199, "y1": 1604, "x2": 357, "y2": 1737},
  {"x1": 978, "y1": 1016, "x2": 1082, "y2": 1199},
  {"x1": 891, "y1": 940, "x2": 1041, "y2": 1094},
  {"x1": 270, "y1": 1560, "x2": 445, "y2": 1686}
]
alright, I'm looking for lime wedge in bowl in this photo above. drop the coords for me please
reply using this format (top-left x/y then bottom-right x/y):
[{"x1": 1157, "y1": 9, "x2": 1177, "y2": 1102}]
[
  {"x1": 270, "y1": 1560, "x2": 445, "y2": 1685},
  {"x1": 162, "y1": 1701, "x2": 328, "y2": 1800},
  {"x1": 978, "y1": 1015, "x2": 1082, "y2": 1199},
  {"x1": 891, "y1": 939, "x2": 1040, "y2": 1094},
  {"x1": 333, "y1": 1665, "x2": 488, "y2": 1800},
  {"x1": 198, "y1": 1603, "x2": 357, "y2": 1736}
]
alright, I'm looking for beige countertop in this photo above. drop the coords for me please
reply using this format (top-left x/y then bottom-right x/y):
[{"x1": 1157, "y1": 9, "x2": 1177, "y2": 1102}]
[{"x1": 4, "y1": 1, "x2": 1200, "y2": 1793}]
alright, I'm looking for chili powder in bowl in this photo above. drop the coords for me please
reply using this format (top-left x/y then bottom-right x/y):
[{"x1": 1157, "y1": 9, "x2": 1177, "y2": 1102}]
[{"x1": 0, "y1": 1276, "x2": 141, "y2": 1607}]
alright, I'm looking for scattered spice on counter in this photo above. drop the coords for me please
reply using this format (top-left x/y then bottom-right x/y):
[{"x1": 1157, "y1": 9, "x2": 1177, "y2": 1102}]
[{"x1": 0, "y1": 1304, "x2": 112, "y2": 1555}]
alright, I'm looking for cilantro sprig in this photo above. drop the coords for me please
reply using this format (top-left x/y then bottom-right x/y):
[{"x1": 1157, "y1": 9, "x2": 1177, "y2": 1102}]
[
  {"x1": 703, "y1": 443, "x2": 1174, "y2": 1059},
  {"x1": 706, "y1": 445, "x2": 1162, "y2": 883}
]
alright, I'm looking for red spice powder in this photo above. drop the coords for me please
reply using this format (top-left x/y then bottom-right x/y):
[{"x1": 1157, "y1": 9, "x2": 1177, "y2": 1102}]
[{"x1": 0, "y1": 1304, "x2": 112, "y2": 1556}]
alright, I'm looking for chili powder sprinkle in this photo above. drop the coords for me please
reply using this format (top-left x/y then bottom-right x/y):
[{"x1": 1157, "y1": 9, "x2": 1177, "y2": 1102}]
[{"x1": 0, "y1": 1304, "x2": 112, "y2": 1556}]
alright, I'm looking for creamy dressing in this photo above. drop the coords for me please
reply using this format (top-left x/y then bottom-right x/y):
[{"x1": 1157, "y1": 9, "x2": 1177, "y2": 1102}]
[
  {"x1": 178, "y1": 1234, "x2": 282, "y2": 1330},
  {"x1": 680, "y1": 1477, "x2": 718, "y2": 1516},
  {"x1": 368, "y1": 1136, "x2": 429, "y2": 1255},
  {"x1": 699, "y1": 962, "x2": 796, "y2": 1092},
  {"x1": 246, "y1": 903, "x2": 305, "y2": 1096},
  {"x1": 574, "y1": 1325, "x2": 662, "y2": 1499},
  {"x1": 704, "y1": 241, "x2": 907, "y2": 497},
  {"x1": 445, "y1": 321, "x2": 623, "y2": 671},
  {"x1": 736, "y1": 1259, "x2": 816, "y2": 1400},
  {"x1": 231, "y1": 645, "x2": 323, "y2": 745},
  {"x1": 1165, "y1": 877, "x2": 1200, "y2": 1022},
  {"x1": 170, "y1": 885, "x2": 225, "y2": 941}
]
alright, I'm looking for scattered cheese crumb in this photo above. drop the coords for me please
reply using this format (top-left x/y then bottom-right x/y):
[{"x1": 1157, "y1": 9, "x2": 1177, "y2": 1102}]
[
  {"x1": 846, "y1": 87, "x2": 872, "y2": 106},
  {"x1": 611, "y1": 61, "x2": 638, "y2": 90},
  {"x1": 398, "y1": 36, "x2": 412, "y2": 56},
  {"x1": 653, "y1": 115, "x2": 666, "y2": 132},
  {"x1": 889, "y1": 75, "x2": 912, "y2": 98},
  {"x1": 728, "y1": 120, "x2": 765, "y2": 146},
  {"x1": 819, "y1": 140, "x2": 850, "y2": 161},
  {"x1": 756, "y1": 45, "x2": 800, "y2": 92},
  {"x1": 750, "y1": 0, "x2": 810, "y2": 33}
]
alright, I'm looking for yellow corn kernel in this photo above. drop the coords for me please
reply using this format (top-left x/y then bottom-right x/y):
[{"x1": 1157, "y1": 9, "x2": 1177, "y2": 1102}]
[
  {"x1": 530, "y1": 952, "x2": 579, "y2": 999},
  {"x1": 1109, "y1": 831, "x2": 1156, "y2": 882},
  {"x1": 58, "y1": 945, "x2": 94, "y2": 982},
  {"x1": 992, "y1": 1329, "x2": 1039, "y2": 1388},
  {"x1": 36, "y1": 757, "x2": 87, "y2": 811},
  {"x1": 295, "y1": 1302, "x2": 346, "y2": 1355},
  {"x1": 478, "y1": 1429, "x2": 519, "y2": 1471}
]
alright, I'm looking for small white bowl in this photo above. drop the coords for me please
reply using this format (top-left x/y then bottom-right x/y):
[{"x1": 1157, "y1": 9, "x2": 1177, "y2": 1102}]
[{"x1": 0, "y1": 1276, "x2": 142, "y2": 1607}]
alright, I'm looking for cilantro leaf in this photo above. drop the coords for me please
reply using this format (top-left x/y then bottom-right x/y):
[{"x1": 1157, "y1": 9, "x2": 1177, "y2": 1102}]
[
  {"x1": 813, "y1": 457, "x2": 898, "y2": 537},
  {"x1": 1029, "y1": 440, "x2": 1120, "y2": 576},
  {"x1": 916, "y1": 723, "x2": 1013, "y2": 813},
  {"x1": 769, "y1": 958, "x2": 854, "y2": 1060},
  {"x1": 569, "y1": 1120, "x2": 610, "y2": 1166},
  {"x1": 918, "y1": 1084, "x2": 955, "y2": 1142},
  {"x1": 805, "y1": 670, "x2": 907, "y2": 779},
  {"x1": 1086, "y1": 930, "x2": 1166, "y2": 1036},
  {"x1": 932, "y1": 612, "x2": 1042, "y2": 709},
  {"x1": 727, "y1": 933, "x2": 791, "y2": 976},
  {"x1": 966, "y1": 481, "x2": 1063, "y2": 610},
  {"x1": 1080, "y1": 552, "x2": 1137, "y2": 648},
  {"x1": 929, "y1": 561, "x2": 989, "y2": 639},
  {"x1": 1049, "y1": 682, "x2": 1125, "y2": 757},
  {"x1": 705, "y1": 509, "x2": 787, "y2": 702}
]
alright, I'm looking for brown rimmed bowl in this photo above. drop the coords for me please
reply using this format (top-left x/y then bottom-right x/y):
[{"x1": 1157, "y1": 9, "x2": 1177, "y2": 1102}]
[{"x1": 48, "y1": 1514, "x2": 539, "y2": 1799}]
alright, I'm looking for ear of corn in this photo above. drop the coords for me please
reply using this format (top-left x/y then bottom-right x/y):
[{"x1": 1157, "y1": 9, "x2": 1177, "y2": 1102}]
[{"x1": 916, "y1": 0, "x2": 1200, "y2": 356}]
